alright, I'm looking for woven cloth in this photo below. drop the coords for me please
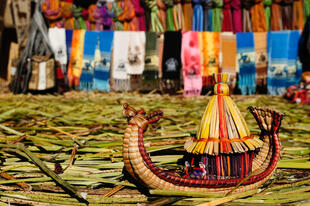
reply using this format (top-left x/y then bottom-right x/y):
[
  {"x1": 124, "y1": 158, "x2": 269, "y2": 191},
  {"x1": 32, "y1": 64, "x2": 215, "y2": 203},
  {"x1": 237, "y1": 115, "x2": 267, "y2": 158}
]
[
  {"x1": 236, "y1": 32, "x2": 256, "y2": 95},
  {"x1": 67, "y1": 30, "x2": 85, "y2": 88},
  {"x1": 182, "y1": 31, "x2": 202, "y2": 96},
  {"x1": 267, "y1": 31, "x2": 301, "y2": 95},
  {"x1": 79, "y1": 31, "x2": 98, "y2": 91},
  {"x1": 220, "y1": 33, "x2": 236, "y2": 76},
  {"x1": 142, "y1": 32, "x2": 159, "y2": 91},
  {"x1": 112, "y1": 31, "x2": 130, "y2": 91},
  {"x1": 48, "y1": 28, "x2": 67, "y2": 69},
  {"x1": 254, "y1": 32, "x2": 268, "y2": 90},
  {"x1": 93, "y1": 31, "x2": 114, "y2": 91}
]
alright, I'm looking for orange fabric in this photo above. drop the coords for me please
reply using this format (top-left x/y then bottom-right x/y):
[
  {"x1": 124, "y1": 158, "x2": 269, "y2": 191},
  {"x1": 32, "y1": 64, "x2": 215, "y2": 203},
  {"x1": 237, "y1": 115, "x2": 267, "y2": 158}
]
[
  {"x1": 271, "y1": 0, "x2": 283, "y2": 31},
  {"x1": 67, "y1": 30, "x2": 85, "y2": 88},
  {"x1": 220, "y1": 33, "x2": 237, "y2": 75},
  {"x1": 88, "y1": 4, "x2": 96, "y2": 30},
  {"x1": 292, "y1": 0, "x2": 304, "y2": 30},
  {"x1": 61, "y1": 2, "x2": 74, "y2": 29},
  {"x1": 118, "y1": 0, "x2": 139, "y2": 31},
  {"x1": 42, "y1": 0, "x2": 62, "y2": 20},
  {"x1": 182, "y1": 0, "x2": 193, "y2": 31},
  {"x1": 250, "y1": 0, "x2": 267, "y2": 32}
]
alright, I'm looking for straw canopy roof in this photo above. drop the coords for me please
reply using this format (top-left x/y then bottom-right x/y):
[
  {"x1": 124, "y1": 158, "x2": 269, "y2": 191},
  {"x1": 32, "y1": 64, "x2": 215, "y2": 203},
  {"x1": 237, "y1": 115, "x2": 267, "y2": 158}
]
[{"x1": 185, "y1": 73, "x2": 263, "y2": 155}]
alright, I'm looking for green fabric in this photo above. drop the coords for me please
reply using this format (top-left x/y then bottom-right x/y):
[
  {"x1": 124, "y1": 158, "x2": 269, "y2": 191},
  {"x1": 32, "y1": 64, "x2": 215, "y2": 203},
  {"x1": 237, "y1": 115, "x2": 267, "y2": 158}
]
[
  {"x1": 113, "y1": 2, "x2": 124, "y2": 31},
  {"x1": 72, "y1": 5, "x2": 86, "y2": 30},
  {"x1": 212, "y1": 0, "x2": 223, "y2": 32},
  {"x1": 264, "y1": 0, "x2": 272, "y2": 31},
  {"x1": 148, "y1": 0, "x2": 164, "y2": 32},
  {"x1": 304, "y1": 0, "x2": 310, "y2": 20},
  {"x1": 165, "y1": 0, "x2": 175, "y2": 31},
  {"x1": 142, "y1": 32, "x2": 159, "y2": 91}
]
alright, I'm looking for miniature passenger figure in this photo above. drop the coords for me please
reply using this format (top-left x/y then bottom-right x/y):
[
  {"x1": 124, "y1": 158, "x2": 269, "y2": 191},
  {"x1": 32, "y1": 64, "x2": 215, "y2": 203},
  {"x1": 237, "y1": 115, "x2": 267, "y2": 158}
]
[{"x1": 183, "y1": 161, "x2": 191, "y2": 178}]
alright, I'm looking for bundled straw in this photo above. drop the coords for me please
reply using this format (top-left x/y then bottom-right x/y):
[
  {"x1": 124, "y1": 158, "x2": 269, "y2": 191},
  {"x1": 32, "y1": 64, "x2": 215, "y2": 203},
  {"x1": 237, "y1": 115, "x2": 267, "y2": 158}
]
[{"x1": 185, "y1": 73, "x2": 263, "y2": 155}]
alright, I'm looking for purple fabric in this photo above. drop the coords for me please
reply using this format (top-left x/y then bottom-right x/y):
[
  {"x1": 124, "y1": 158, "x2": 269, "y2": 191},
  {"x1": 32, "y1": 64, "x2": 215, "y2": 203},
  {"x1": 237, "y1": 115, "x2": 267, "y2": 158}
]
[
  {"x1": 132, "y1": 0, "x2": 146, "y2": 31},
  {"x1": 231, "y1": 0, "x2": 242, "y2": 33},
  {"x1": 93, "y1": 4, "x2": 112, "y2": 30}
]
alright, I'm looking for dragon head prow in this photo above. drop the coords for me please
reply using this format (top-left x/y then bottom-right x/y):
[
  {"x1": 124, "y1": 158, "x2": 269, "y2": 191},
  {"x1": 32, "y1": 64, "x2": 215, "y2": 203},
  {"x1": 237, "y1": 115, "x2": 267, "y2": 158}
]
[{"x1": 123, "y1": 103, "x2": 164, "y2": 131}]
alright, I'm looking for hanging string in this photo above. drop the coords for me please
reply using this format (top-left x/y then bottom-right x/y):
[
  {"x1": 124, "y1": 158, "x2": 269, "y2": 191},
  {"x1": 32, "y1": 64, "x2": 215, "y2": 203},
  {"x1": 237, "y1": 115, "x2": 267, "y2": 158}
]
[{"x1": 192, "y1": 0, "x2": 204, "y2": 31}]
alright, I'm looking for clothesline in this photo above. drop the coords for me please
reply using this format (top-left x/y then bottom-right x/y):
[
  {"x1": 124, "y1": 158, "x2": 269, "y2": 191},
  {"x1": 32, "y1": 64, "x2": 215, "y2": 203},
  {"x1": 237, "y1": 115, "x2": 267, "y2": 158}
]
[{"x1": 49, "y1": 28, "x2": 302, "y2": 96}]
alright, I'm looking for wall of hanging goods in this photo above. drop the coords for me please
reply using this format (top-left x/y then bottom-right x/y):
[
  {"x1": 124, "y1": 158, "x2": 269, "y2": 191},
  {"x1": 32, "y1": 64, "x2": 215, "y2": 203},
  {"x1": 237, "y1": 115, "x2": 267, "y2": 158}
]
[{"x1": 10, "y1": 0, "x2": 310, "y2": 95}]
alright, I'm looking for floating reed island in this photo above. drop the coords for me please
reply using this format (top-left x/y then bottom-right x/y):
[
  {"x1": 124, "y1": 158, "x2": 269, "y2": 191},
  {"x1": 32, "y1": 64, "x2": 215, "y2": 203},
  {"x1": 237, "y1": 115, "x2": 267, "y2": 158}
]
[{"x1": 0, "y1": 83, "x2": 309, "y2": 205}]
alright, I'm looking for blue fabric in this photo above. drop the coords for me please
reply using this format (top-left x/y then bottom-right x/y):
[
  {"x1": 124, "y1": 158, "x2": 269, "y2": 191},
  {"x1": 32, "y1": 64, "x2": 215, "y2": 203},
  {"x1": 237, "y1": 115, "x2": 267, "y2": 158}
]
[
  {"x1": 79, "y1": 31, "x2": 99, "y2": 91},
  {"x1": 192, "y1": 0, "x2": 204, "y2": 31},
  {"x1": 93, "y1": 31, "x2": 114, "y2": 92},
  {"x1": 236, "y1": 32, "x2": 256, "y2": 95},
  {"x1": 267, "y1": 31, "x2": 301, "y2": 95},
  {"x1": 65, "y1": 30, "x2": 73, "y2": 68},
  {"x1": 207, "y1": 9, "x2": 212, "y2": 31},
  {"x1": 287, "y1": 30, "x2": 301, "y2": 87}
]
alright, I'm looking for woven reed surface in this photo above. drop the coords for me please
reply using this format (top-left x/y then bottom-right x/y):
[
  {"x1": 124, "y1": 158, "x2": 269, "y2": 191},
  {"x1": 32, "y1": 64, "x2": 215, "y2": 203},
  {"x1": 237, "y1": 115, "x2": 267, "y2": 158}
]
[{"x1": 0, "y1": 92, "x2": 309, "y2": 205}]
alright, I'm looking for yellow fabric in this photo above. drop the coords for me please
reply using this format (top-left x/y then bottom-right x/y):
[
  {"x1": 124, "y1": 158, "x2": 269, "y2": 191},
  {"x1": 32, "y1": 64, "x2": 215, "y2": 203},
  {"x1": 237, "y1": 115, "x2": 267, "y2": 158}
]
[{"x1": 201, "y1": 32, "x2": 220, "y2": 77}]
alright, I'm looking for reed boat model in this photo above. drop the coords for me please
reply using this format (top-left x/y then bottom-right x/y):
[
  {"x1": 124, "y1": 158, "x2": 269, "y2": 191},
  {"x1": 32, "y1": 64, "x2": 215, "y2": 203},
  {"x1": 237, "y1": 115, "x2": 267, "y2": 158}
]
[{"x1": 122, "y1": 73, "x2": 283, "y2": 194}]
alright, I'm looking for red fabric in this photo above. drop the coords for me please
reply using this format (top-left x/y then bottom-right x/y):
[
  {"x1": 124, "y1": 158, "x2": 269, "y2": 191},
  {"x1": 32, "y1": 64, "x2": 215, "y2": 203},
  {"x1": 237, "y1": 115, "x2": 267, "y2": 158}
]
[
  {"x1": 231, "y1": 0, "x2": 242, "y2": 33},
  {"x1": 132, "y1": 0, "x2": 146, "y2": 31},
  {"x1": 222, "y1": 0, "x2": 233, "y2": 32}
]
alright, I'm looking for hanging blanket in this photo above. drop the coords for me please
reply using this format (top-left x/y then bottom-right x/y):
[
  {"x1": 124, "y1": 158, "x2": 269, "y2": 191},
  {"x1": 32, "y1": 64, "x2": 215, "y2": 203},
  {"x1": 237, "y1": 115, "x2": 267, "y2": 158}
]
[
  {"x1": 270, "y1": 0, "x2": 283, "y2": 31},
  {"x1": 201, "y1": 32, "x2": 220, "y2": 91},
  {"x1": 92, "y1": 31, "x2": 114, "y2": 91},
  {"x1": 161, "y1": 31, "x2": 182, "y2": 94},
  {"x1": 48, "y1": 28, "x2": 67, "y2": 73},
  {"x1": 236, "y1": 32, "x2": 256, "y2": 95},
  {"x1": 67, "y1": 30, "x2": 85, "y2": 88},
  {"x1": 220, "y1": 33, "x2": 236, "y2": 79},
  {"x1": 127, "y1": 31, "x2": 146, "y2": 90},
  {"x1": 267, "y1": 31, "x2": 289, "y2": 95},
  {"x1": 112, "y1": 31, "x2": 130, "y2": 91},
  {"x1": 287, "y1": 30, "x2": 302, "y2": 87},
  {"x1": 142, "y1": 32, "x2": 159, "y2": 91},
  {"x1": 79, "y1": 31, "x2": 98, "y2": 91},
  {"x1": 254, "y1": 32, "x2": 267, "y2": 92},
  {"x1": 157, "y1": 33, "x2": 164, "y2": 78},
  {"x1": 132, "y1": 0, "x2": 146, "y2": 31},
  {"x1": 65, "y1": 30, "x2": 73, "y2": 63},
  {"x1": 182, "y1": 31, "x2": 202, "y2": 96}
]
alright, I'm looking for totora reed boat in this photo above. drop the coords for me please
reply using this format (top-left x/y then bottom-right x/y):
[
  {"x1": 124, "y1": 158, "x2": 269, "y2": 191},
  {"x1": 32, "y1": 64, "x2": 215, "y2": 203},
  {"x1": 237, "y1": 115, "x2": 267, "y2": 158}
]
[{"x1": 122, "y1": 73, "x2": 283, "y2": 194}]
